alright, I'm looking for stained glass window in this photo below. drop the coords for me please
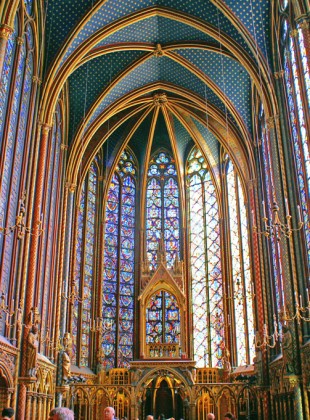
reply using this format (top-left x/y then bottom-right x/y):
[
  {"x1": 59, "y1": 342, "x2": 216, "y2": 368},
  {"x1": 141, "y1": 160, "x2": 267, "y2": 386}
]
[
  {"x1": 146, "y1": 291, "x2": 180, "y2": 345},
  {"x1": 226, "y1": 160, "x2": 255, "y2": 366},
  {"x1": 259, "y1": 105, "x2": 285, "y2": 323},
  {"x1": 73, "y1": 161, "x2": 98, "y2": 367},
  {"x1": 187, "y1": 148, "x2": 224, "y2": 368},
  {"x1": 72, "y1": 182, "x2": 85, "y2": 365},
  {"x1": 280, "y1": 0, "x2": 288, "y2": 9},
  {"x1": 0, "y1": 20, "x2": 34, "y2": 333},
  {"x1": 24, "y1": 0, "x2": 33, "y2": 15},
  {"x1": 298, "y1": 28, "x2": 310, "y2": 108},
  {"x1": 146, "y1": 152, "x2": 180, "y2": 271},
  {"x1": 0, "y1": 18, "x2": 17, "y2": 151},
  {"x1": 40, "y1": 104, "x2": 63, "y2": 355},
  {"x1": 102, "y1": 150, "x2": 136, "y2": 368},
  {"x1": 283, "y1": 20, "x2": 310, "y2": 268},
  {"x1": 0, "y1": 33, "x2": 26, "y2": 237}
]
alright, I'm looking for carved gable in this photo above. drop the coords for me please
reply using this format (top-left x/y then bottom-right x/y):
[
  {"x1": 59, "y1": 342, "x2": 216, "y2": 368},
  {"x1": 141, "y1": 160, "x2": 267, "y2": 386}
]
[{"x1": 139, "y1": 261, "x2": 185, "y2": 307}]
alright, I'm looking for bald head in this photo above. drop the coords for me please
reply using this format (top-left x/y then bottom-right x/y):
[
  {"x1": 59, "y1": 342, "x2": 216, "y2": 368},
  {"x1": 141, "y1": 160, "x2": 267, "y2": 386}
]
[
  {"x1": 103, "y1": 407, "x2": 115, "y2": 420},
  {"x1": 207, "y1": 414, "x2": 215, "y2": 420}
]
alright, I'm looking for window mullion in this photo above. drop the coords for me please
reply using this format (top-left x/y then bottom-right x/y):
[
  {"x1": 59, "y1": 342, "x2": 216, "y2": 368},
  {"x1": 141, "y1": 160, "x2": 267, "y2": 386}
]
[
  {"x1": 202, "y1": 176, "x2": 211, "y2": 367},
  {"x1": 78, "y1": 176, "x2": 88, "y2": 366},
  {"x1": 115, "y1": 178, "x2": 122, "y2": 367},
  {"x1": 235, "y1": 175, "x2": 250, "y2": 363}
]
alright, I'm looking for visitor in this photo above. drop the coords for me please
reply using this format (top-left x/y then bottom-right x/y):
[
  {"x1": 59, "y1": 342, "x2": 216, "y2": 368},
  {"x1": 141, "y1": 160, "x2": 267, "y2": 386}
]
[
  {"x1": 207, "y1": 414, "x2": 215, "y2": 420},
  {"x1": 158, "y1": 415, "x2": 165, "y2": 420},
  {"x1": 48, "y1": 407, "x2": 74, "y2": 420},
  {"x1": 1, "y1": 408, "x2": 14, "y2": 420},
  {"x1": 145, "y1": 416, "x2": 154, "y2": 420},
  {"x1": 104, "y1": 406, "x2": 116, "y2": 420}
]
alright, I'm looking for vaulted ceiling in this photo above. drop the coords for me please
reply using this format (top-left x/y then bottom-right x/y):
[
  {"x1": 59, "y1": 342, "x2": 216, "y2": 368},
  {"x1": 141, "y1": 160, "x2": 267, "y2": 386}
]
[{"x1": 42, "y1": 0, "x2": 274, "y2": 187}]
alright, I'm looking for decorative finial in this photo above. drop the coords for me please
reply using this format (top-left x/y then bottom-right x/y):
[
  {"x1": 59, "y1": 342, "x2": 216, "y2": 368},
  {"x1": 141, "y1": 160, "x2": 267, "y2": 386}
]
[{"x1": 157, "y1": 234, "x2": 166, "y2": 263}]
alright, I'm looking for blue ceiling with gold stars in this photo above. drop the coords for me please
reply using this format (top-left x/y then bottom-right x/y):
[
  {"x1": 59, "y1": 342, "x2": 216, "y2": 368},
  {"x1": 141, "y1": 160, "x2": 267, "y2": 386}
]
[{"x1": 44, "y1": 0, "x2": 272, "y2": 172}]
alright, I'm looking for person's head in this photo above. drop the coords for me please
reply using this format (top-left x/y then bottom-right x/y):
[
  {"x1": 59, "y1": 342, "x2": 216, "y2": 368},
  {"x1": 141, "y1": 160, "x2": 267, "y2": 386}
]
[
  {"x1": 1, "y1": 407, "x2": 14, "y2": 419},
  {"x1": 224, "y1": 413, "x2": 235, "y2": 420},
  {"x1": 146, "y1": 416, "x2": 153, "y2": 420},
  {"x1": 104, "y1": 406, "x2": 115, "y2": 420},
  {"x1": 207, "y1": 414, "x2": 215, "y2": 420},
  {"x1": 158, "y1": 415, "x2": 165, "y2": 420},
  {"x1": 48, "y1": 407, "x2": 74, "y2": 420}
]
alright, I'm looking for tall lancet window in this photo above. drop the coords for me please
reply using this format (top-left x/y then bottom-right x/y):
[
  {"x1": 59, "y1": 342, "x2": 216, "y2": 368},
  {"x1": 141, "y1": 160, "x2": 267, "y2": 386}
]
[
  {"x1": 282, "y1": 17, "x2": 310, "y2": 269},
  {"x1": 258, "y1": 104, "x2": 284, "y2": 328},
  {"x1": 187, "y1": 147, "x2": 224, "y2": 368},
  {"x1": 0, "y1": 18, "x2": 17, "y2": 151},
  {"x1": 226, "y1": 159, "x2": 255, "y2": 366},
  {"x1": 39, "y1": 103, "x2": 63, "y2": 355},
  {"x1": 146, "y1": 151, "x2": 180, "y2": 271},
  {"x1": 102, "y1": 150, "x2": 136, "y2": 368},
  {"x1": 73, "y1": 160, "x2": 98, "y2": 366},
  {"x1": 0, "y1": 16, "x2": 35, "y2": 333}
]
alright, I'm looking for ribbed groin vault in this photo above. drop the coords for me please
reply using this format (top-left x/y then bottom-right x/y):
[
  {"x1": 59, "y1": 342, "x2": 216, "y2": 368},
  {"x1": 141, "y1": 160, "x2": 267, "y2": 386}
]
[{"x1": 0, "y1": 0, "x2": 310, "y2": 419}]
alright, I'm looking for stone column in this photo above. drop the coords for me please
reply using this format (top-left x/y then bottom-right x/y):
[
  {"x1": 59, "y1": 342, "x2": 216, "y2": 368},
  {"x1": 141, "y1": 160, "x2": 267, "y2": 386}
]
[
  {"x1": 42, "y1": 396, "x2": 47, "y2": 420},
  {"x1": 287, "y1": 375, "x2": 304, "y2": 420},
  {"x1": 32, "y1": 396, "x2": 37, "y2": 419},
  {"x1": 47, "y1": 397, "x2": 52, "y2": 417},
  {"x1": 60, "y1": 184, "x2": 76, "y2": 336},
  {"x1": 25, "y1": 391, "x2": 32, "y2": 420},
  {"x1": 189, "y1": 402, "x2": 195, "y2": 420},
  {"x1": 37, "y1": 396, "x2": 43, "y2": 420},
  {"x1": 18, "y1": 123, "x2": 52, "y2": 417}
]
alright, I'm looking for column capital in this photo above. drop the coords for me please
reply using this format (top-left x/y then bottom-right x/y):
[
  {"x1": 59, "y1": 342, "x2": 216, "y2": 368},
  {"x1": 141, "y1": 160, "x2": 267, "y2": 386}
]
[
  {"x1": 247, "y1": 178, "x2": 257, "y2": 190},
  {"x1": 0, "y1": 24, "x2": 14, "y2": 40},
  {"x1": 285, "y1": 373, "x2": 301, "y2": 389},
  {"x1": 266, "y1": 114, "x2": 279, "y2": 129},
  {"x1": 298, "y1": 19, "x2": 309, "y2": 30},
  {"x1": 65, "y1": 182, "x2": 76, "y2": 193},
  {"x1": 290, "y1": 29, "x2": 298, "y2": 38},
  {"x1": 274, "y1": 70, "x2": 284, "y2": 79},
  {"x1": 32, "y1": 75, "x2": 42, "y2": 85},
  {"x1": 38, "y1": 122, "x2": 52, "y2": 135}
]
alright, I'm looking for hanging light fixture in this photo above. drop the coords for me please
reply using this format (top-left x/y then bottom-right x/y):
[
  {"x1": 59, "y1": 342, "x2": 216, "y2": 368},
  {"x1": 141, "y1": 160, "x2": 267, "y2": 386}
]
[
  {"x1": 282, "y1": 289, "x2": 310, "y2": 324},
  {"x1": 254, "y1": 314, "x2": 281, "y2": 350},
  {"x1": 0, "y1": 191, "x2": 43, "y2": 239},
  {"x1": 252, "y1": 198, "x2": 303, "y2": 240}
]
